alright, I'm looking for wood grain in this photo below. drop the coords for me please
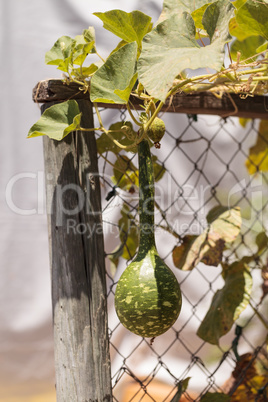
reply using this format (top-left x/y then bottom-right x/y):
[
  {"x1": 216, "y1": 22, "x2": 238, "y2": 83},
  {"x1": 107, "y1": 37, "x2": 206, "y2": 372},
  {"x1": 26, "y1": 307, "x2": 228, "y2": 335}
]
[
  {"x1": 43, "y1": 100, "x2": 112, "y2": 402},
  {"x1": 33, "y1": 79, "x2": 268, "y2": 119}
]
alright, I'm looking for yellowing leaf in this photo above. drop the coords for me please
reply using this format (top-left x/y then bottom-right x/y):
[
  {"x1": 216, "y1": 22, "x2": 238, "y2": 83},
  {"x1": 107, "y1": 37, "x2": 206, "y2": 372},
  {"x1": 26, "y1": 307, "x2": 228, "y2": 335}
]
[
  {"x1": 246, "y1": 120, "x2": 268, "y2": 174},
  {"x1": 173, "y1": 207, "x2": 241, "y2": 270},
  {"x1": 197, "y1": 261, "x2": 252, "y2": 344},
  {"x1": 235, "y1": 0, "x2": 268, "y2": 40},
  {"x1": 93, "y1": 10, "x2": 152, "y2": 48},
  {"x1": 207, "y1": 206, "x2": 242, "y2": 243},
  {"x1": 239, "y1": 118, "x2": 251, "y2": 128}
]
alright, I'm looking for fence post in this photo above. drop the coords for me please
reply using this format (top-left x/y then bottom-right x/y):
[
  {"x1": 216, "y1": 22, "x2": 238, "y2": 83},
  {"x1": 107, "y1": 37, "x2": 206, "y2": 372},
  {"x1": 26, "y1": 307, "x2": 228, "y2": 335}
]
[{"x1": 42, "y1": 99, "x2": 112, "y2": 401}]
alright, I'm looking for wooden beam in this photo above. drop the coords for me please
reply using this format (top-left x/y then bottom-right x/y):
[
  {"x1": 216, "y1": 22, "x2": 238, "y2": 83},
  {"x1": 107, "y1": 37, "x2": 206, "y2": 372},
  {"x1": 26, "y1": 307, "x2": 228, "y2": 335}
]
[{"x1": 33, "y1": 79, "x2": 268, "y2": 120}]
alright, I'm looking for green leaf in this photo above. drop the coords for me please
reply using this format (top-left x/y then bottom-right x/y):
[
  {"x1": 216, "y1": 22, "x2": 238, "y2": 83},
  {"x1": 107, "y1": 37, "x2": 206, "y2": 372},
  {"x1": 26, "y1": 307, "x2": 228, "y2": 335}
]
[
  {"x1": 171, "y1": 378, "x2": 191, "y2": 402},
  {"x1": 207, "y1": 206, "x2": 242, "y2": 243},
  {"x1": 27, "y1": 100, "x2": 81, "y2": 141},
  {"x1": 118, "y1": 204, "x2": 139, "y2": 260},
  {"x1": 72, "y1": 63, "x2": 98, "y2": 78},
  {"x1": 108, "y1": 247, "x2": 122, "y2": 277},
  {"x1": 256, "y1": 231, "x2": 268, "y2": 255},
  {"x1": 112, "y1": 155, "x2": 139, "y2": 192},
  {"x1": 173, "y1": 207, "x2": 241, "y2": 270},
  {"x1": 230, "y1": 35, "x2": 266, "y2": 62},
  {"x1": 107, "y1": 204, "x2": 139, "y2": 273},
  {"x1": 73, "y1": 38, "x2": 95, "y2": 66},
  {"x1": 197, "y1": 261, "x2": 252, "y2": 344},
  {"x1": 235, "y1": 0, "x2": 268, "y2": 40},
  {"x1": 257, "y1": 40, "x2": 268, "y2": 53},
  {"x1": 45, "y1": 36, "x2": 75, "y2": 72},
  {"x1": 202, "y1": 0, "x2": 234, "y2": 43},
  {"x1": 83, "y1": 27, "x2": 96, "y2": 44},
  {"x1": 96, "y1": 121, "x2": 137, "y2": 154},
  {"x1": 109, "y1": 40, "x2": 128, "y2": 56},
  {"x1": 114, "y1": 72, "x2": 138, "y2": 103},
  {"x1": 239, "y1": 117, "x2": 251, "y2": 128},
  {"x1": 90, "y1": 41, "x2": 138, "y2": 104},
  {"x1": 93, "y1": 10, "x2": 152, "y2": 48},
  {"x1": 138, "y1": 12, "x2": 230, "y2": 102},
  {"x1": 229, "y1": 16, "x2": 250, "y2": 41},
  {"x1": 245, "y1": 120, "x2": 268, "y2": 174},
  {"x1": 200, "y1": 392, "x2": 230, "y2": 401},
  {"x1": 72, "y1": 28, "x2": 96, "y2": 66},
  {"x1": 158, "y1": 0, "x2": 213, "y2": 23},
  {"x1": 191, "y1": 3, "x2": 212, "y2": 33}
]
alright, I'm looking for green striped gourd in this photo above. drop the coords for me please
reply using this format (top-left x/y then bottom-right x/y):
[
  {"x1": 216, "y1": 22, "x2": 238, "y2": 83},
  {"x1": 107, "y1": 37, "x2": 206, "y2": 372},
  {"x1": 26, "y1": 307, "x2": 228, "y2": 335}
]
[{"x1": 115, "y1": 138, "x2": 182, "y2": 338}]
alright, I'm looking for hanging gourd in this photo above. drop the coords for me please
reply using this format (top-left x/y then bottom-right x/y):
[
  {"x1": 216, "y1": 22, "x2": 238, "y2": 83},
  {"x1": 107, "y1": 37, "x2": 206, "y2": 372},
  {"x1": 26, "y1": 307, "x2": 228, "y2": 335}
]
[{"x1": 115, "y1": 135, "x2": 182, "y2": 338}]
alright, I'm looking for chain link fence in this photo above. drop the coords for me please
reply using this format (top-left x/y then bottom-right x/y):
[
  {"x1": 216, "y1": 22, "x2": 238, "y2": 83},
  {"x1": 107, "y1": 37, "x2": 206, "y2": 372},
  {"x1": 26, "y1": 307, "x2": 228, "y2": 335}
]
[{"x1": 95, "y1": 107, "x2": 268, "y2": 401}]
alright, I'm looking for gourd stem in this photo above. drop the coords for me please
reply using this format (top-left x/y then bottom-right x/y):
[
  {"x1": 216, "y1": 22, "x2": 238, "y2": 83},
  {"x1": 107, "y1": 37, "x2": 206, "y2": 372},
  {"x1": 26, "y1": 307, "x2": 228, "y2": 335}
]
[{"x1": 138, "y1": 139, "x2": 156, "y2": 251}]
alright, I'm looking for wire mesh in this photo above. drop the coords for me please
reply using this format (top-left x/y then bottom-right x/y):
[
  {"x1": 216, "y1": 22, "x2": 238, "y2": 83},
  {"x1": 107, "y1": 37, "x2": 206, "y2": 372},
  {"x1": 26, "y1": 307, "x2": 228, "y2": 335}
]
[{"x1": 95, "y1": 107, "x2": 268, "y2": 401}]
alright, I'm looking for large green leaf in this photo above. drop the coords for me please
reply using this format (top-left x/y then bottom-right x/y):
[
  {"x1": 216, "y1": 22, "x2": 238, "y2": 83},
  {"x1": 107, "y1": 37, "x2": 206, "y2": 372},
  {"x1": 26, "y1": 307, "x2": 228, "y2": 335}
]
[
  {"x1": 197, "y1": 261, "x2": 252, "y2": 344},
  {"x1": 93, "y1": 10, "x2": 152, "y2": 48},
  {"x1": 138, "y1": 9, "x2": 232, "y2": 102},
  {"x1": 173, "y1": 207, "x2": 241, "y2": 270},
  {"x1": 27, "y1": 101, "x2": 81, "y2": 141},
  {"x1": 45, "y1": 36, "x2": 75, "y2": 72},
  {"x1": 114, "y1": 72, "x2": 138, "y2": 103},
  {"x1": 235, "y1": 0, "x2": 268, "y2": 40},
  {"x1": 90, "y1": 41, "x2": 137, "y2": 104},
  {"x1": 246, "y1": 120, "x2": 268, "y2": 174},
  {"x1": 158, "y1": 0, "x2": 213, "y2": 23}
]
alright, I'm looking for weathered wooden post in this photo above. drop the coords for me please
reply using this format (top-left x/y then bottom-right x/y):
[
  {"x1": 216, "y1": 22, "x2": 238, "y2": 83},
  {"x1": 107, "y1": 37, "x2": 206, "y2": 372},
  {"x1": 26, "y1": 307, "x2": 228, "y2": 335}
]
[{"x1": 34, "y1": 81, "x2": 112, "y2": 401}]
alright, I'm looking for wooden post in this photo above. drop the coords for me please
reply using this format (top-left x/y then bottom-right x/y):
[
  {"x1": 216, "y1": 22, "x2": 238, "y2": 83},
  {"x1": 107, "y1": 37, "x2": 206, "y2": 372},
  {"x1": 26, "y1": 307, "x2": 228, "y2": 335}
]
[{"x1": 42, "y1": 99, "x2": 112, "y2": 401}]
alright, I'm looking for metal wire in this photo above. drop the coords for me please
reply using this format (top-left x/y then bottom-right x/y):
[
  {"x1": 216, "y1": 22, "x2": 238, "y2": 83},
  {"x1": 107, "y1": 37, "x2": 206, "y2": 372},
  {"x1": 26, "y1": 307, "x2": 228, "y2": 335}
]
[{"x1": 95, "y1": 108, "x2": 268, "y2": 401}]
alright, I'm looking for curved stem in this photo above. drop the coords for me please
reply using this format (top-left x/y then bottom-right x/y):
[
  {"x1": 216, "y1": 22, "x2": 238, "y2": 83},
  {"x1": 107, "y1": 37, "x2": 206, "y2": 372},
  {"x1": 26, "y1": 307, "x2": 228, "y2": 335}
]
[
  {"x1": 127, "y1": 103, "x2": 143, "y2": 127},
  {"x1": 138, "y1": 139, "x2": 156, "y2": 251}
]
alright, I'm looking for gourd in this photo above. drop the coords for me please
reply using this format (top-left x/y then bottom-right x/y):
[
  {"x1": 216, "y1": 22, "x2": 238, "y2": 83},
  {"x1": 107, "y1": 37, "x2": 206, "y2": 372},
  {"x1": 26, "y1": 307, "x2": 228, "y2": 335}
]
[
  {"x1": 115, "y1": 138, "x2": 182, "y2": 338},
  {"x1": 147, "y1": 117, "x2": 166, "y2": 144}
]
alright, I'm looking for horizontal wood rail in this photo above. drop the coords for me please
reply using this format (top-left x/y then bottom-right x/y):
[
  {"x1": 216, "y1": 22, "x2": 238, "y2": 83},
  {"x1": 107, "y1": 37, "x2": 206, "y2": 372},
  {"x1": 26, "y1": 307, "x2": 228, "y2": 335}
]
[{"x1": 33, "y1": 79, "x2": 268, "y2": 119}]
